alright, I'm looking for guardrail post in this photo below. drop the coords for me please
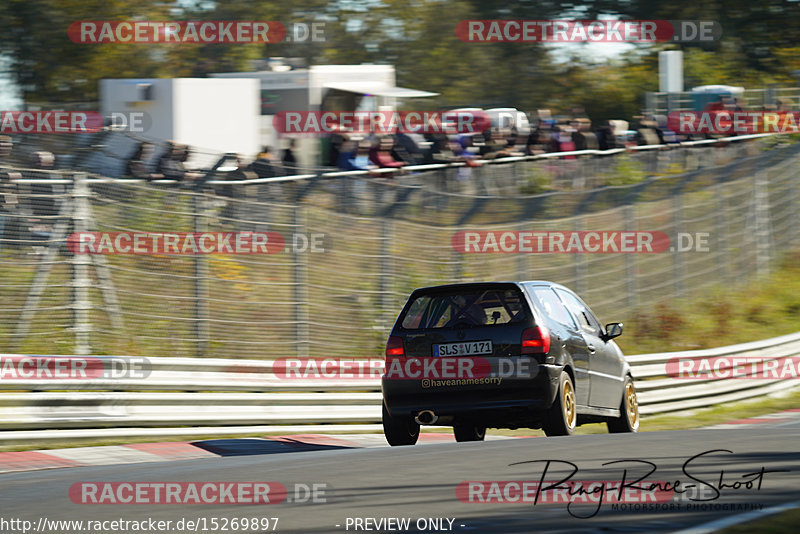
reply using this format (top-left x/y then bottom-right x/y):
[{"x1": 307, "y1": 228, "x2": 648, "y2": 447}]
[
  {"x1": 293, "y1": 206, "x2": 309, "y2": 358},
  {"x1": 71, "y1": 172, "x2": 91, "y2": 355},
  {"x1": 193, "y1": 193, "x2": 210, "y2": 356}
]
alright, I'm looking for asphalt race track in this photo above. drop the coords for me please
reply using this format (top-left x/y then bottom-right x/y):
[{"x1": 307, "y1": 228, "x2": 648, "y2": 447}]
[{"x1": 2, "y1": 419, "x2": 799, "y2": 534}]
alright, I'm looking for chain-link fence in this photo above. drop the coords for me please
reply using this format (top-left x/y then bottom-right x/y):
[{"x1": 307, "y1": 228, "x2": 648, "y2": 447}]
[{"x1": 1, "y1": 137, "x2": 798, "y2": 359}]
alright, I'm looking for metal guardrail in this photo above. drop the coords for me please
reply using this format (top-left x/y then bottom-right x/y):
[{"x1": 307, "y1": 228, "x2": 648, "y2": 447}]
[
  {"x1": 0, "y1": 332, "x2": 798, "y2": 443},
  {"x1": 7, "y1": 132, "x2": 778, "y2": 188},
  {"x1": 629, "y1": 331, "x2": 800, "y2": 414}
]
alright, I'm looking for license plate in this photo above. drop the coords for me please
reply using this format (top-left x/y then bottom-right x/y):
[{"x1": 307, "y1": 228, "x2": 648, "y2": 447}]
[{"x1": 433, "y1": 341, "x2": 493, "y2": 357}]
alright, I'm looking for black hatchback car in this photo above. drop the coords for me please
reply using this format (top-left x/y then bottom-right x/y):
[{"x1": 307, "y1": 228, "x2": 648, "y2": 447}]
[{"x1": 381, "y1": 281, "x2": 638, "y2": 445}]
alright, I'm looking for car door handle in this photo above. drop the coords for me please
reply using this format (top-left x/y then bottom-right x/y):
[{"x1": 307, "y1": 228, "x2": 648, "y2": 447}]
[{"x1": 587, "y1": 344, "x2": 596, "y2": 353}]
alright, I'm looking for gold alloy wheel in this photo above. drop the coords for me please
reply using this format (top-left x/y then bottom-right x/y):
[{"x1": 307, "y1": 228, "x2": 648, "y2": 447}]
[
  {"x1": 625, "y1": 381, "x2": 639, "y2": 430},
  {"x1": 563, "y1": 379, "x2": 576, "y2": 429}
]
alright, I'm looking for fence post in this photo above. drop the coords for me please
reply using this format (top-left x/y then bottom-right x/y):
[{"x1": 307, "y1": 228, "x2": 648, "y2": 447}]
[
  {"x1": 12, "y1": 179, "x2": 73, "y2": 351},
  {"x1": 293, "y1": 206, "x2": 309, "y2": 358},
  {"x1": 672, "y1": 193, "x2": 685, "y2": 298},
  {"x1": 378, "y1": 218, "x2": 394, "y2": 325},
  {"x1": 573, "y1": 217, "x2": 587, "y2": 294},
  {"x1": 624, "y1": 205, "x2": 638, "y2": 308},
  {"x1": 516, "y1": 244, "x2": 527, "y2": 281},
  {"x1": 71, "y1": 172, "x2": 91, "y2": 355},
  {"x1": 753, "y1": 171, "x2": 772, "y2": 278},
  {"x1": 715, "y1": 184, "x2": 732, "y2": 286},
  {"x1": 193, "y1": 193, "x2": 210, "y2": 356}
]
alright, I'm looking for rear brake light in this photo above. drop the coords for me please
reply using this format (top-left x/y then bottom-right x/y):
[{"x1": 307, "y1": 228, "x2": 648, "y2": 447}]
[
  {"x1": 521, "y1": 326, "x2": 551, "y2": 354},
  {"x1": 385, "y1": 336, "x2": 404, "y2": 357}
]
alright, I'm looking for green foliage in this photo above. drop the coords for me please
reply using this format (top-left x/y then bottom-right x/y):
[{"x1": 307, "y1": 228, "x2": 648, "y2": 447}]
[
  {"x1": 1, "y1": 1, "x2": 799, "y2": 125},
  {"x1": 619, "y1": 251, "x2": 800, "y2": 354}
]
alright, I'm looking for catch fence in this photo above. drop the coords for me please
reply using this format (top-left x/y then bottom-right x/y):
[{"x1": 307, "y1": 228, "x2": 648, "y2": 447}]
[{"x1": 0, "y1": 136, "x2": 798, "y2": 358}]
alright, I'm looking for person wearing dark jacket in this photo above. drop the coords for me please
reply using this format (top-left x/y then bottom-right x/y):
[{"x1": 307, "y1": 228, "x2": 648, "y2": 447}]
[{"x1": 282, "y1": 139, "x2": 297, "y2": 169}]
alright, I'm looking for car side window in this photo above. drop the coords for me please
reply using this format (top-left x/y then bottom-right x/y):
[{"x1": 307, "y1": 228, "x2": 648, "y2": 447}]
[
  {"x1": 555, "y1": 289, "x2": 602, "y2": 336},
  {"x1": 529, "y1": 286, "x2": 577, "y2": 329}
]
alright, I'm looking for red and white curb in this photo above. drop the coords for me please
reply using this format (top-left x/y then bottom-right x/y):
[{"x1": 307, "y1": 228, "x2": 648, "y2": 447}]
[
  {"x1": 703, "y1": 408, "x2": 800, "y2": 429},
  {"x1": 5, "y1": 408, "x2": 797, "y2": 476},
  {"x1": 0, "y1": 433, "x2": 531, "y2": 475}
]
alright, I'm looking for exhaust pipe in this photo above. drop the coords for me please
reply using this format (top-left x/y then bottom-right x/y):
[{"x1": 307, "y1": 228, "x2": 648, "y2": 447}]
[{"x1": 415, "y1": 410, "x2": 438, "y2": 425}]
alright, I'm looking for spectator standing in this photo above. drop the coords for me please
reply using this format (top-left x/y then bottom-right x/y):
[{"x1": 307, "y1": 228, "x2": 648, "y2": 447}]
[
  {"x1": 250, "y1": 145, "x2": 279, "y2": 178},
  {"x1": 125, "y1": 142, "x2": 161, "y2": 180},
  {"x1": 282, "y1": 139, "x2": 297, "y2": 170}
]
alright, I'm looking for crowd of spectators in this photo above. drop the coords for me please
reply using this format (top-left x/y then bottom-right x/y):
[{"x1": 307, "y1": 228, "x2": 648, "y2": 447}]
[
  {"x1": 2, "y1": 103, "x2": 760, "y2": 194},
  {"x1": 115, "y1": 100, "x2": 773, "y2": 183},
  {"x1": 123, "y1": 139, "x2": 300, "y2": 183},
  {"x1": 323, "y1": 109, "x2": 686, "y2": 174}
]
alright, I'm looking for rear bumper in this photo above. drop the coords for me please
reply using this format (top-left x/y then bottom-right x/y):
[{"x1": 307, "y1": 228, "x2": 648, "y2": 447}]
[{"x1": 381, "y1": 363, "x2": 562, "y2": 425}]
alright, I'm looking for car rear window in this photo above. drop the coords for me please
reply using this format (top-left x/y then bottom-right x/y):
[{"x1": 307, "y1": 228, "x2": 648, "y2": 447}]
[{"x1": 400, "y1": 288, "x2": 528, "y2": 329}]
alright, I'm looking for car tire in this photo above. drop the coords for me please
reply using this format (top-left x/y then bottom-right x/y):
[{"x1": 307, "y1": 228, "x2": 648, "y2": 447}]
[
  {"x1": 382, "y1": 403, "x2": 419, "y2": 446},
  {"x1": 607, "y1": 376, "x2": 639, "y2": 433},
  {"x1": 543, "y1": 371, "x2": 577, "y2": 437},
  {"x1": 453, "y1": 424, "x2": 486, "y2": 442}
]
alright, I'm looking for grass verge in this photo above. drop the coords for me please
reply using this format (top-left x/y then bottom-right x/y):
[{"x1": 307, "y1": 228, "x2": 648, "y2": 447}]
[{"x1": 720, "y1": 507, "x2": 800, "y2": 533}]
